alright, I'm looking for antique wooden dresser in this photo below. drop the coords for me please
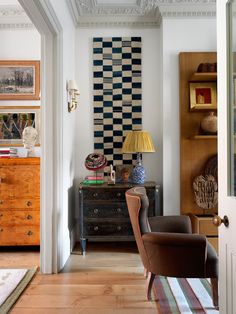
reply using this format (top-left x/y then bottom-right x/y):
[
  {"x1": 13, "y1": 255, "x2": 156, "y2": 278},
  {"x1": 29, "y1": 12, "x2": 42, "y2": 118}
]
[
  {"x1": 78, "y1": 181, "x2": 161, "y2": 254},
  {"x1": 0, "y1": 157, "x2": 40, "y2": 245}
]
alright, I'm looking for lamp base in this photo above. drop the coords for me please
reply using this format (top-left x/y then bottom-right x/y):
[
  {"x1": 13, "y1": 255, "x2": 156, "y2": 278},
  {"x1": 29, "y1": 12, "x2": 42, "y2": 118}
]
[{"x1": 132, "y1": 165, "x2": 145, "y2": 184}]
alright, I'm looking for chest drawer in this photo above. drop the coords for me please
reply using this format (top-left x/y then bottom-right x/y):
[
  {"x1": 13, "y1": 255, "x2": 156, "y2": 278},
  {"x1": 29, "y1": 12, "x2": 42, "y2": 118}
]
[
  {"x1": 0, "y1": 225, "x2": 40, "y2": 245},
  {"x1": 82, "y1": 188, "x2": 126, "y2": 201},
  {"x1": 83, "y1": 202, "x2": 128, "y2": 218},
  {"x1": 83, "y1": 221, "x2": 133, "y2": 237},
  {"x1": 192, "y1": 215, "x2": 218, "y2": 236},
  {"x1": 0, "y1": 198, "x2": 40, "y2": 210},
  {"x1": 0, "y1": 210, "x2": 40, "y2": 226}
]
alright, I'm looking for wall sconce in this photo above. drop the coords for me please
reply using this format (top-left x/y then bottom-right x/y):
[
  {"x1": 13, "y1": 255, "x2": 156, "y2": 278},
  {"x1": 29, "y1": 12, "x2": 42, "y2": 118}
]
[{"x1": 67, "y1": 80, "x2": 80, "y2": 112}]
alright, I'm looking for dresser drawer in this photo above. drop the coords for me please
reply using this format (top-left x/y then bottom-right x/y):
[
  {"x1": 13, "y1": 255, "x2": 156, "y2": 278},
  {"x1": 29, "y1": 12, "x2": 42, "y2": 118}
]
[
  {"x1": 83, "y1": 202, "x2": 128, "y2": 218},
  {"x1": 192, "y1": 215, "x2": 218, "y2": 236},
  {"x1": 0, "y1": 210, "x2": 40, "y2": 226},
  {"x1": 0, "y1": 225, "x2": 40, "y2": 245},
  {"x1": 0, "y1": 198, "x2": 40, "y2": 210},
  {"x1": 83, "y1": 189, "x2": 126, "y2": 201},
  {"x1": 83, "y1": 221, "x2": 133, "y2": 237}
]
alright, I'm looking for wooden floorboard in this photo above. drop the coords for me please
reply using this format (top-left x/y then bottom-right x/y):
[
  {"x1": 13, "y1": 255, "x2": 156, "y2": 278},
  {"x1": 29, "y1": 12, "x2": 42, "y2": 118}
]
[{"x1": 1, "y1": 242, "x2": 158, "y2": 313}]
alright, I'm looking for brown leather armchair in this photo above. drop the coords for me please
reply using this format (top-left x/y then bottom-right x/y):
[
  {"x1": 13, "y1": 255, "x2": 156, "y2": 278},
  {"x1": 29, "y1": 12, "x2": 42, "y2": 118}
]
[{"x1": 125, "y1": 186, "x2": 218, "y2": 308}]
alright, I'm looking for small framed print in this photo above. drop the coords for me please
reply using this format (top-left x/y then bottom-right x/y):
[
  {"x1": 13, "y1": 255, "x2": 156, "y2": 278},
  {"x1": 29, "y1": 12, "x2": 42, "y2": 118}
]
[
  {"x1": 189, "y1": 82, "x2": 217, "y2": 110},
  {"x1": 0, "y1": 60, "x2": 40, "y2": 100},
  {"x1": 0, "y1": 106, "x2": 40, "y2": 146}
]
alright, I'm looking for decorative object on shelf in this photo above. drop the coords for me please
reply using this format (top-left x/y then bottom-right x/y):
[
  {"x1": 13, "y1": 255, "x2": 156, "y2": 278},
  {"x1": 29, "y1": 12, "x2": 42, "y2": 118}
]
[
  {"x1": 200, "y1": 111, "x2": 217, "y2": 135},
  {"x1": 122, "y1": 130, "x2": 155, "y2": 184},
  {"x1": 107, "y1": 164, "x2": 116, "y2": 185},
  {"x1": 93, "y1": 37, "x2": 142, "y2": 166},
  {"x1": 197, "y1": 62, "x2": 217, "y2": 73},
  {"x1": 0, "y1": 106, "x2": 40, "y2": 146},
  {"x1": 193, "y1": 175, "x2": 218, "y2": 214},
  {"x1": 189, "y1": 82, "x2": 217, "y2": 110},
  {"x1": 67, "y1": 80, "x2": 80, "y2": 112},
  {"x1": 116, "y1": 164, "x2": 133, "y2": 183},
  {"x1": 0, "y1": 60, "x2": 40, "y2": 100},
  {"x1": 22, "y1": 125, "x2": 38, "y2": 157},
  {"x1": 85, "y1": 153, "x2": 107, "y2": 171},
  {"x1": 204, "y1": 154, "x2": 218, "y2": 182}
]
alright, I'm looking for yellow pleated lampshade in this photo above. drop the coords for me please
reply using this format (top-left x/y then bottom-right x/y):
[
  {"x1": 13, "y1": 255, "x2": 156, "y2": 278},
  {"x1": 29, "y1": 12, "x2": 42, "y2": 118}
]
[{"x1": 122, "y1": 130, "x2": 155, "y2": 153}]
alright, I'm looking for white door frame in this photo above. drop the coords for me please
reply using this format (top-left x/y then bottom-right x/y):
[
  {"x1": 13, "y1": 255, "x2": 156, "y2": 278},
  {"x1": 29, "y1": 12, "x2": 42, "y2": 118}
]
[{"x1": 18, "y1": 0, "x2": 63, "y2": 274}]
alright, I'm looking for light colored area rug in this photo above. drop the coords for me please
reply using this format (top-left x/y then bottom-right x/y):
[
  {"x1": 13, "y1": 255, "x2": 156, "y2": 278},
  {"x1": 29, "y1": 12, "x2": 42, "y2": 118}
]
[
  {"x1": 153, "y1": 276, "x2": 219, "y2": 314},
  {"x1": 0, "y1": 267, "x2": 37, "y2": 314}
]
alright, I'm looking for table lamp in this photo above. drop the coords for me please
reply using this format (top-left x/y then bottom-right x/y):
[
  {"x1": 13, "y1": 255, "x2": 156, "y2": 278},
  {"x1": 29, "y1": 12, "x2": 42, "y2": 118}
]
[{"x1": 122, "y1": 130, "x2": 155, "y2": 184}]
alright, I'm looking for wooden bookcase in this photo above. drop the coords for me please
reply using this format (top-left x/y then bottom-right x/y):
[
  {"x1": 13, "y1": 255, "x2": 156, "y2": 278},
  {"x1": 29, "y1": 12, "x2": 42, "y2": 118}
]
[{"x1": 179, "y1": 52, "x2": 217, "y2": 216}]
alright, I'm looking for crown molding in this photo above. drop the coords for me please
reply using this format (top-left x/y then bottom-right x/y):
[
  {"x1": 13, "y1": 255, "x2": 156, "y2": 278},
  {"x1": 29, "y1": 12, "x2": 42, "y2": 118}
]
[
  {"x1": 67, "y1": 0, "x2": 216, "y2": 28},
  {"x1": 0, "y1": 4, "x2": 35, "y2": 30}
]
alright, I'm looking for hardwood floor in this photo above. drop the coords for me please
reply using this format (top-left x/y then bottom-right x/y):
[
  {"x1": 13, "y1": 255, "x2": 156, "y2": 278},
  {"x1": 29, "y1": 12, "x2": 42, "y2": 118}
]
[{"x1": 2, "y1": 242, "x2": 158, "y2": 313}]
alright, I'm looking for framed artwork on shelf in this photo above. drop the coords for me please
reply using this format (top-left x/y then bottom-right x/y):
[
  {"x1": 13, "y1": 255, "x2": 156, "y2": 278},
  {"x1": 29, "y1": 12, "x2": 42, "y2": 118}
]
[
  {"x1": 115, "y1": 164, "x2": 134, "y2": 183},
  {"x1": 189, "y1": 82, "x2": 217, "y2": 110},
  {"x1": 0, "y1": 106, "x2": 40, "y2": 146},
  {"x1": 0, "y1": 60, "x2": 40, "y2": 100}
]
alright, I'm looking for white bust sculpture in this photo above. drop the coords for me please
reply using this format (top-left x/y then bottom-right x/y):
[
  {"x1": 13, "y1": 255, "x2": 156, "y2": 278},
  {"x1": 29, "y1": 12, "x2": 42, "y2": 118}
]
[{"x1": 22, "y1": 126, "x2": 38, "y2": 157}]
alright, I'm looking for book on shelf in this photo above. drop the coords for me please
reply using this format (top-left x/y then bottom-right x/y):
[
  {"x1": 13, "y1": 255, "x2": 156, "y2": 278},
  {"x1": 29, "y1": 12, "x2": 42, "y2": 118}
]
[
  {"x1": 85, "y1": 176, "x2": 103, "y2": 180},
  {"x1": 82, "y1": 179, "x2": 104, "y2": 185}
]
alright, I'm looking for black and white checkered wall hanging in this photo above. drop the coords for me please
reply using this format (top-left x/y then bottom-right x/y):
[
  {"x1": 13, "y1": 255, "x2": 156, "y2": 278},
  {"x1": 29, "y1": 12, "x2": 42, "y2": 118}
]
[{"x1": 93, "y1": 37, "x2": 142, "y2": 166}]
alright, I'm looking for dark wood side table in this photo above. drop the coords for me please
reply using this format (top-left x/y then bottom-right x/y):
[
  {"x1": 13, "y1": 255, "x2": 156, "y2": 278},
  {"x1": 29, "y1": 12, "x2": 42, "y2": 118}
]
[{"x1": 78, "y1": 181, "x2": 161, "y2": 255}]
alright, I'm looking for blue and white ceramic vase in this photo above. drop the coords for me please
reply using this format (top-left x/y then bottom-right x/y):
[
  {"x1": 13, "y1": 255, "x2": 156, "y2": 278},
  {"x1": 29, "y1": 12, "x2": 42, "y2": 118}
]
[{"x1": 132, "y1": 153, "x2": 145, "y2": 184}]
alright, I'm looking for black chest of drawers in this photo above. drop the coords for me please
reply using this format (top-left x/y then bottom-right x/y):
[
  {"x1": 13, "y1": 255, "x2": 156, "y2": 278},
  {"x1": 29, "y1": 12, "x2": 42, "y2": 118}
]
[{"x1": 78, "y1": 181, "x2": 160, "y2": 255}]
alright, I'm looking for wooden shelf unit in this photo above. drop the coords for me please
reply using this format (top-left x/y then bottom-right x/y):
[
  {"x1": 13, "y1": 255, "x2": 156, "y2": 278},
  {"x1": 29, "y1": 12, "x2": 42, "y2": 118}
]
[
  {"x1": 179, "y1": 52, "x2": 217, "y2": 216},
  {"x1": 190, "y1": 72, "x2": 217, "y2": 82}
]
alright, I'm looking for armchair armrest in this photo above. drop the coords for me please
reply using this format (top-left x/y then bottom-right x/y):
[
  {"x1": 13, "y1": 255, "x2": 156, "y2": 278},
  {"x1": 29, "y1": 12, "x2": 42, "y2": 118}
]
[
  {"x1": 142, "y1": 232, "x2": 207, "y2": 278},
  {"x1": 148, "y1": 215, "x2": 192, "y2": 234}
]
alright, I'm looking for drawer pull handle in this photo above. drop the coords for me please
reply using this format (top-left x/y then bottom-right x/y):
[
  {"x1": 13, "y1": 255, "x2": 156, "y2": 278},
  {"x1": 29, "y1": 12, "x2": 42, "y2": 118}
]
[
  {"x1": 117, "y1": 208, "x2": 122, "y2": 213},
  {"x1": 0, "y1": 228, "x2": 3, "y2": 232},
  {"x1": 0, "y1": 213, "x2": 3, "y2": 217},
  {"x1": 0, "y1": 200, "x2": 3, "y2": 205},
  {"x1": 26, "y1": 215, "x2": 33, "y2": 220},
  {"x1": 94, "y1": 226, "x2": 99, "y2": 231},
  {"x1": 94, "y1": 208, "x2": 99, "y2": 214},
  {"x1": 117, "y1": 192, "x2": 121, "y2": 197},
  {"x1": 117, "y1": 226, "x2": 122, "y2": 231},
  {"x1": 26, "y1": 201, "x2": 32, "y2": 207},
  {"x1": 27, "y1": 230, "x2": 33, "y2": 236},
  {"x1": 93, "y1": 193, "x2": 98, "y2": 197}
]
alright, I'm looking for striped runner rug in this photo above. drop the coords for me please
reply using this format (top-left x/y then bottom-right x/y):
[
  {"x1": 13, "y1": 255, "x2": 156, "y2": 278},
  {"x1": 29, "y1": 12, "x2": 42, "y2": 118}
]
[{"x1": 153, "y1": 276, "x2": 219, "y2": 314}]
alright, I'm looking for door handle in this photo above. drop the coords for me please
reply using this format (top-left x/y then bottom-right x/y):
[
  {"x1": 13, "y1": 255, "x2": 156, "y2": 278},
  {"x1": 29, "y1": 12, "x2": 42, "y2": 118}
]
[{"x1": 212, "y1": 215, "x2": 229, "y2": 227}]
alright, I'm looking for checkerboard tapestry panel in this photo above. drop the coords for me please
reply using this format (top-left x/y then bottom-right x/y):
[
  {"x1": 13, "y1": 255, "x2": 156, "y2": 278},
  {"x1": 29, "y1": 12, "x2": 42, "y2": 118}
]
[{"x1": 93, "y1": 37, "x2": 142, "y2": 166}]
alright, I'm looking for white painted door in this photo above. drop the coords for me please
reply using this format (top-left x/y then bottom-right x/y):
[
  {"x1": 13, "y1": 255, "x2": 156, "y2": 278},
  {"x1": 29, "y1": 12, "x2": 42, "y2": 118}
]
[{"x1": 217, "y1": 1, "x2": 236, "y2": 312}]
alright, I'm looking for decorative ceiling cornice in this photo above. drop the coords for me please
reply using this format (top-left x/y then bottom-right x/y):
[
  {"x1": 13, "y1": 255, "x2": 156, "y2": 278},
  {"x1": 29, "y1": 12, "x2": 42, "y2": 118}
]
[
  {"x1": 0, "y1": 5, "x2": 34, "y2": 30},
  {"x1": 67, "y1": 0, "x2": 216, "y2": 28}
]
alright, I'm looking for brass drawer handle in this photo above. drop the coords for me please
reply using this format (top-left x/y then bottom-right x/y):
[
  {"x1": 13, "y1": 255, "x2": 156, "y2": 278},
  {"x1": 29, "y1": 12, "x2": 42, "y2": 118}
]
[
  {"x1": 26, "y1": 215, "x2": 33, "y2": 220},
  {"x1": 93, "y1": 208, "x2": 99, "y2": 214},
  {"x1": 27, "y1": 230, "x2": 33, "y2": 236},
  {"x1": 117, "y1": 208, "x2": 122, "y2": 213},
  {"x1": 0, "y1": 200, "x2": 3, "y2": 205},
  {"x1": 26, "y1": 201, "x2": 32, "y2": 207},
  {"x1": 117, "y1": 226, "x2": 122, "y2": 231},
  {"x1": 94, "y1": 226, "x2": 99, "y2": 231},
  {"x1": 117, "y1": 192, "x2": 121, "y2": 197},
  {"x1": 0, "y1": 228, "x2": 3, "y2": 232},
  {"x1": 93, "y1": 193, "x2": 98, "y2": 197},
  {"x1": 0, "y1": 213, "x2": 3, "y2": 217}
]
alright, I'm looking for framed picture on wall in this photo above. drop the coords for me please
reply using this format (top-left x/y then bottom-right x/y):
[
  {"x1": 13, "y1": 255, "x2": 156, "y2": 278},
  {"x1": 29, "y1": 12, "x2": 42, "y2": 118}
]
[
  {"x1": 0, "y1": 106, "x2": 40, "y2": 146},
  {"x1": 189, "y1": 82, "x2": 217, "y2": 110},
  {"x1": 0, "y1": 60, "x2": 40, "y2": 100}
]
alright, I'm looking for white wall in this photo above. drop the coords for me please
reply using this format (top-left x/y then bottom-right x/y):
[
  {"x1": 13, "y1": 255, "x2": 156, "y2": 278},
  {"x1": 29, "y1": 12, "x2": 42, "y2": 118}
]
[
  {"x1": 75, "y1": 28, "x2": 162, "y2": 188},
  {"x1": 162, "y1": 18, "x2": 217, "y2": 215},
  {"x1": 0, "y1": 29, "x2": 41, "y2": 107},
  {"x1": 49, "y1": 0, "x2": 77, "y2": 269}
]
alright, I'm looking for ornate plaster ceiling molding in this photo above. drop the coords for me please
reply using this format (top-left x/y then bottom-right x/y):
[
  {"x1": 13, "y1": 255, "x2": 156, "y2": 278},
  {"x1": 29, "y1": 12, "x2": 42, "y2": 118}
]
[
  {"x1": 157, "y1": 0, "x2": 216, "y2": 18},
  {"x1": 67, "y1": 0, "x2": 216, "y2": 27},
  {"x1": 67, "y1": 0, "x2": 161, "y2": 27},
  {"x1": 0, "y1": 5, "x2": 34, "y2": 30}
]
